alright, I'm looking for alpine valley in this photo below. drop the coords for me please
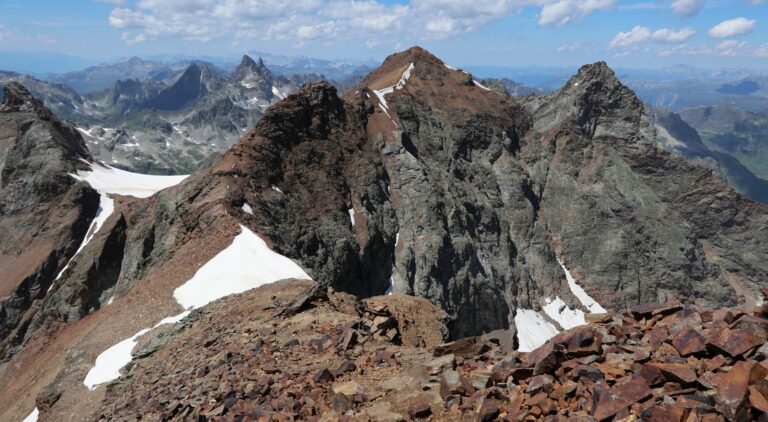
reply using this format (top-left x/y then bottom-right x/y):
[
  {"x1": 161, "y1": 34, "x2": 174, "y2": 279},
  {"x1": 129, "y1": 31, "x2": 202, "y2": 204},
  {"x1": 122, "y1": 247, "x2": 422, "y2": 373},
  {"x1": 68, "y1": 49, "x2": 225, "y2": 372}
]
[{"x1": 2, "y1": 46, "x2": 768, "y2": 422}]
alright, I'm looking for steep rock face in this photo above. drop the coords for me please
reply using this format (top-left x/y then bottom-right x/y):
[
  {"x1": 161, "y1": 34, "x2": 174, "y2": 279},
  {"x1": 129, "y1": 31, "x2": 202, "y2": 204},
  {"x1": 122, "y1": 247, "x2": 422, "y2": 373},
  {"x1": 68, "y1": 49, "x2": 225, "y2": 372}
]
[
  {"x1": 149, "y1": 63, "x2": 213, "y2": 111},
  {"x1": 107, "y1": 48, "x2": 768, "y2": 340},
  {"x1": 0, "y1": 82, "x2": 99, "y2": 358}
]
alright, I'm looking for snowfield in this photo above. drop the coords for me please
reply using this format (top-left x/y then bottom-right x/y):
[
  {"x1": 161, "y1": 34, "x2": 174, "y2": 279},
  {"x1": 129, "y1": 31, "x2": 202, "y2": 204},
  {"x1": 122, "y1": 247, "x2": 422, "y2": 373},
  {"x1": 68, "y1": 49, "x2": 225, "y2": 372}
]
[
  {"x1": 22, "y1": 407, "x2": 38, "y2": 422},
  {"x1": 83, "y1": 312, "x2": 190, "y2": 390},
  {"x1": 515, "y1": 258, "x2": 607, "y2": 352},
  {"x1": 515, "y1": 309, "x2": 560, "y2": 353},
  {"x1": 71, "y1": 160, "x2": 188, "y2": 199},
  {"x1": 173, "y1": 225, "x2": 312, "y2": 310},
  {"x1": 53, "y1": 163, "x2": 188, "y2": 287}
]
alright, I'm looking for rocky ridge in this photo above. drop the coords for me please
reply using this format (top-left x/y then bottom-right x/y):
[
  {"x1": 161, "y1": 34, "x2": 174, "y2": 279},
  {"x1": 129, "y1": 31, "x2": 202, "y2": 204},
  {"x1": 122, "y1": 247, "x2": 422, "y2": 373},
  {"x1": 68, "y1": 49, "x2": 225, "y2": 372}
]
[{"x1": 88, "y1": 280, "x2": 768, "y2": 422}]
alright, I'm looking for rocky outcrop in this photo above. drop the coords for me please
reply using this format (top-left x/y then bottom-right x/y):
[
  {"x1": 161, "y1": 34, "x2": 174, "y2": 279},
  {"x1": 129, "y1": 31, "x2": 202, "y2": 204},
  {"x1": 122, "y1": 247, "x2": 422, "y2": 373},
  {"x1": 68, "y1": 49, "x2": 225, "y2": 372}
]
[
  {"x1": 90, "y1": 279, "x2": 768, "y2": 421},
  {"x1": 0, "y1": 82, "x2": 99, "y2": 358}
]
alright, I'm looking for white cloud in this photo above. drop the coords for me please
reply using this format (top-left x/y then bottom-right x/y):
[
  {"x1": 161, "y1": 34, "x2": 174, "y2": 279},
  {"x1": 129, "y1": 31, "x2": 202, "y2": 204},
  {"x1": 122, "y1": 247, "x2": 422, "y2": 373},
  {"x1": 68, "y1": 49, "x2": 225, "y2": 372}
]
[
  {"x1": 756, "y1": 43, "x2": 768, "y2": 57},
  {"x1": 105, "y1": 0, "x2": 615, "y2": 45},
  {"x1": 556, "y1": 41, "x2": 583, "y2": 52},
  {"x1": 708, "y1": 17, "x2": 756, "y2": 38},
  {"x1": 670, "y1": 0, "x2": 704, "y2": 17},
  {"x1": 609, "y1": 25, "x2": 694, "y2": 48},
  {"x1": 538, "y1": 0, "x2": 614, "y2": 26},
  {"x1": 0, "y1": 25, "x2": 19, "y2": 45}
]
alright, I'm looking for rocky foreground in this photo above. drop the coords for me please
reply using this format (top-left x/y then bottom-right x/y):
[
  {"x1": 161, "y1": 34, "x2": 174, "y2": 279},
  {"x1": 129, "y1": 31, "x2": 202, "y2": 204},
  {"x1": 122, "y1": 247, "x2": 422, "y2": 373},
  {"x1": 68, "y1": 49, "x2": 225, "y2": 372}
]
[{"x1": 67, "y1": 280, "x2": 768, "y2": 421}]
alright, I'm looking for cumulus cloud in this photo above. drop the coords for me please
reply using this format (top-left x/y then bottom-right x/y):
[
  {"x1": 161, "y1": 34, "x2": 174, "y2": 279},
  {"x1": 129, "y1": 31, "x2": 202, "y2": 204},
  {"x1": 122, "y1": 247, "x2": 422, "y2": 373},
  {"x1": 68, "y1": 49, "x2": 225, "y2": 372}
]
[
  {"x1": 609, "y1": 25, "x2": 694, "y2": 48},
  {"x1": 538, "y1": 0, "x2": 614, "y2": 26},
  {"x1": 670, "y1": 0, "x2": 704, "y2": 17},
  {"x1": 708, "y1": 17, "x2": 756, "y2": 38},
  {"x1": 105, "y1": 0, "x2": 613, "y2": 45}
]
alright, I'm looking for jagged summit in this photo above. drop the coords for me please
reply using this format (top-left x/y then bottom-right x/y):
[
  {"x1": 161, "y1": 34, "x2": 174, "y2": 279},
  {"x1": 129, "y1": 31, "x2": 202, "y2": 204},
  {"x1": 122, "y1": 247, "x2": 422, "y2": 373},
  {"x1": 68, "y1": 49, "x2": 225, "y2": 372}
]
[{"x1": 1, "y1": 82, "x2": 47, "y2": 114}]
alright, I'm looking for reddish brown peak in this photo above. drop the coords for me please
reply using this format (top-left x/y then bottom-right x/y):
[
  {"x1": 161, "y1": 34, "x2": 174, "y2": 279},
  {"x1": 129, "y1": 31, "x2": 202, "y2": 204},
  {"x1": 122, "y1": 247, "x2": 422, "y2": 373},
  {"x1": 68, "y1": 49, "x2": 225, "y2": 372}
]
[{"x1": 357, "y1": 45, "x2": 451, "y2": 90}]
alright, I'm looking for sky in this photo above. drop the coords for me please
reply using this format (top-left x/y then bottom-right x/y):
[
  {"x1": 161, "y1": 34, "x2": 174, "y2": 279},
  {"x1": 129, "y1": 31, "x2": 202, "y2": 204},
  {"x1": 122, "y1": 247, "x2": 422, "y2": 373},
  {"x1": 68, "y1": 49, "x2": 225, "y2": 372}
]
[{"x1": 0, "y1": 0, "x2": 766, "y2": 69}]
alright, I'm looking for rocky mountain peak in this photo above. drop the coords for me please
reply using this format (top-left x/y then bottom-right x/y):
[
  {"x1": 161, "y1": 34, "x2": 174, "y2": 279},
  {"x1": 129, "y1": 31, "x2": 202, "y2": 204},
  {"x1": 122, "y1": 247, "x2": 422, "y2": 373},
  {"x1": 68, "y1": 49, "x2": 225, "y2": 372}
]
[
  {"x1": 231, "y1": 54, "x2": 273, "y2": 92},
  {"x1": 1, "y1": 82, "x2": 47, "y2": 115}
]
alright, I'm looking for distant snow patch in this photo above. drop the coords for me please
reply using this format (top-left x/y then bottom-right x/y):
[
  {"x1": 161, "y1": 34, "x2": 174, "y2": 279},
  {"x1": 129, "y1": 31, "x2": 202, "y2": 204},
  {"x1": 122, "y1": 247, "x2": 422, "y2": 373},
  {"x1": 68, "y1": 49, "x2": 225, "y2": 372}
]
[
  {"x1": 83, "y1": 311, "x2": 190, "y2": 390},
  {"x1": 55, "y1": 163, "x2": 186, "y2": 287},
  {"x1": 444, "y1": 63, "x2": 457, "y2": 71},
  {"x1": 22, "y1": 408, "x2": 38, "y2": 422},
  {"x1": 242, "y1": 202, "x2": 254, "y2": 216},
  {"x1": 348, "y1": 208, "x2": 355, "y2": 226},
  {"x1": 173, "y1": 225, "x2": 311, "y2": 310},
  {"x1": 71, "y1": 161, "x2": 188, "y2": 199},
  {"x1": 557, "y1": 257, "x2": 607, "y2": 313},
  {"x1": 272, "y1": 86, "x2": 287, "y2": 100},
  {"x1": 515, "y1": 309, "x2": 560, "y2": 352},
  {"x1": 271, "y1": 185, "x2": 283, "y2": 193},
  {"x1": 473, "y1": 80, "x2": 491, "y2": 91}
]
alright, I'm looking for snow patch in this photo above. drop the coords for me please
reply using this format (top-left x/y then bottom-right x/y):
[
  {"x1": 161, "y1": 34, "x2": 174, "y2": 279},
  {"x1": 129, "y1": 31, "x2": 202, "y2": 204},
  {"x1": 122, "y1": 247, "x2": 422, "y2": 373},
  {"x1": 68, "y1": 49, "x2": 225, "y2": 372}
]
[
  {"x1": 22, "y1": 408, "x2": 39, "y2": 422},
  {"x1": 348, "y1": 208, "x2": 355, "y2": 226},
  {"x1": 557, "y1": 257, "x2": 607, "y2": 313},
  {"x1": 272, "y1": 86, "x2": 287, "y2": 100},
  {"x1": 373, "y1": 62, "x2": 414, "y2": 110},
  {"x1": 173, "y1": 225, "x2": 311, "y2": 310},
  {"x1": 71, "y1": 161, "x2": 188, "y2": 199},
  {"x1": 242, "y1": 203, "x2": 254, "y2": 216},
  {"x1": 271, "y1": 185, "x2": 283, "y2": 193},
  {"x1": 53, "y1": 193, "x2": 114, "y2": 281},
  {"x1": 444, "y1": 63, "x2": 457, "y2": 71},
  {"x1": 83, "y1": 311, "x2": 190, "y2": 390},
  {"x1": 542, "y1": 297, "x2": 586, "y2": 330},
  {"x1": 473, "y1": 80, "x2": 491, "y2": 91},
  {"x1": 515, "y1": 309, "x2": 560, "y2": 353}
]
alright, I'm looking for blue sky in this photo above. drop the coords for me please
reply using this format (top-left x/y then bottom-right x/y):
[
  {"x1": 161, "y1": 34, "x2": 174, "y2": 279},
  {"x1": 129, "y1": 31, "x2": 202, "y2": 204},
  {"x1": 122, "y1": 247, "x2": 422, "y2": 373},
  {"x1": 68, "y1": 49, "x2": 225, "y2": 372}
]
[{"x1": 0, "y1": 0, "x2": 766, "y2": 69}]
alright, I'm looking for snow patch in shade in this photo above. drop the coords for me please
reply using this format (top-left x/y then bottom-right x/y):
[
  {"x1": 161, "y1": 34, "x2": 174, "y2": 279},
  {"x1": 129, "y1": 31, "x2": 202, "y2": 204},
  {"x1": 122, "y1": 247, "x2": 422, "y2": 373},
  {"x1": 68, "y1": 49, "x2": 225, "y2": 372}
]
[
  {"x1": 83, "y1": 311, "x2": 190, "y2": 390},
  {"x1": 542, "y1": 297, "x2": 586, "y2": 330},
  {"x1": 348, "y1": 208, "x2": 356, "y2": 226},
  {"x1": 173, "y1": 225, "x2": 311, "y2": 310},
  {"x1": 557, "y1": 257, "x2": 607, "y2": 313},
  {"x1": 473, "y1": 80, "x2": 491, "y2": 91},
  {"x1": 514, "y1": 309, "x2": 560, "y2": 353},
  {"x1": 53, "y1": 193, "x2": 114, "y2": 282},
  {"x1": 242, "y1": 202, "x2": 254, "y2": 216},
  {"x1": 22, "y1": 407, "x2": 38, "y2": 422}
]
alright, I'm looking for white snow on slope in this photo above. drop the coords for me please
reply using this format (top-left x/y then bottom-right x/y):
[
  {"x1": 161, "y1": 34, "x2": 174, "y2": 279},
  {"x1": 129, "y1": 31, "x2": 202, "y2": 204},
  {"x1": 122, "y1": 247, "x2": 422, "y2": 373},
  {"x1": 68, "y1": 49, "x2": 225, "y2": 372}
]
[
  {"x1": 83, "y1": 311, "x2": 190, "y2": 390},
  {"x1": 348, "y1": 208, "x2": 356, "y2": 226},
  {"x1": 173, "y1": 225, "x2": 312, "y2": 310},
  {"x1": 242, "y1": 202, "x2": 254, "y2": 216},
  {"x1": 515, "y1": 309, "x2": 560, "y2": 352},
  {"x1": 72, "y1": 161, "x2": 188, "y2": 199},
  {"x1": 272, "y1": 86, "x2": 287, "y2": 100},
  {"x1": 557, "y1": 257, "x2": 607, "y2": 313},
  {"x1": 53, "y1": 193, "x2": 114, "y2": 281},
  {"x1": 54, "y1": 163, "x2": 188, "y2": 286},
  {"x1": 22, "y1": 407, "x2": 39, "y2": 422},
  {"x1": 542, "y1": 297, "x2": 586, "y2": 330},
  {"x1": 473, "y1": 80, "x2": 491, "y2": 91},
  {"x1": 373, "y1": 62, "x2": 414, "y2": 111}
]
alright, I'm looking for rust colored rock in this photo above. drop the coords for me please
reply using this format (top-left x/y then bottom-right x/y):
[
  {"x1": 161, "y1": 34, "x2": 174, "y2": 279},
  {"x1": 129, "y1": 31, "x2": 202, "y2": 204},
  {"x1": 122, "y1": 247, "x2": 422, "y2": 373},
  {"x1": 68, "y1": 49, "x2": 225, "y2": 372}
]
[
  {"x1": 640, "y1": 363, "x2": 697, "y2": 386},
  {"x1": 313, "y1": 368, "x2": 335, "y2": 384},
  {"x1": 407, "y1": 400, "x2": 432, "y2": 419},
  {"x1": 715, "y1": 360, "x2": 768, "y2": 419},
  {"x1": 593, "y1": 377, "x2": 652, "y2": 421},
  {"x1": 434, "y1": 337, "x2": 491, "y2": 358},
  {"x1": 749, "y1": 385, "x2": 768, "y2": 414},
  {"x1": 630, "y1": 301, "x2": 682, "y2": 319},
  {"x1": 530, "y1": 341, "x2": 564, "y2": 375},
  {"x1": 708, "y1": 327, "x2": 764, "y2": 357},
  {"x1": 335, "y1": 360, "x2": 357, "y2": 377},
  {"x1": 440, "y1": 370, "x2": 466, "y2": 399},
  {"x1": 475, "y1": 397, "x2": 499, "y2": 422},
  {"x1": 671, "y1": 326, "x2": 707, "y2": 356},
  {"x1": 527, "y1": 374, "x2": 555, "y2": 394}
]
